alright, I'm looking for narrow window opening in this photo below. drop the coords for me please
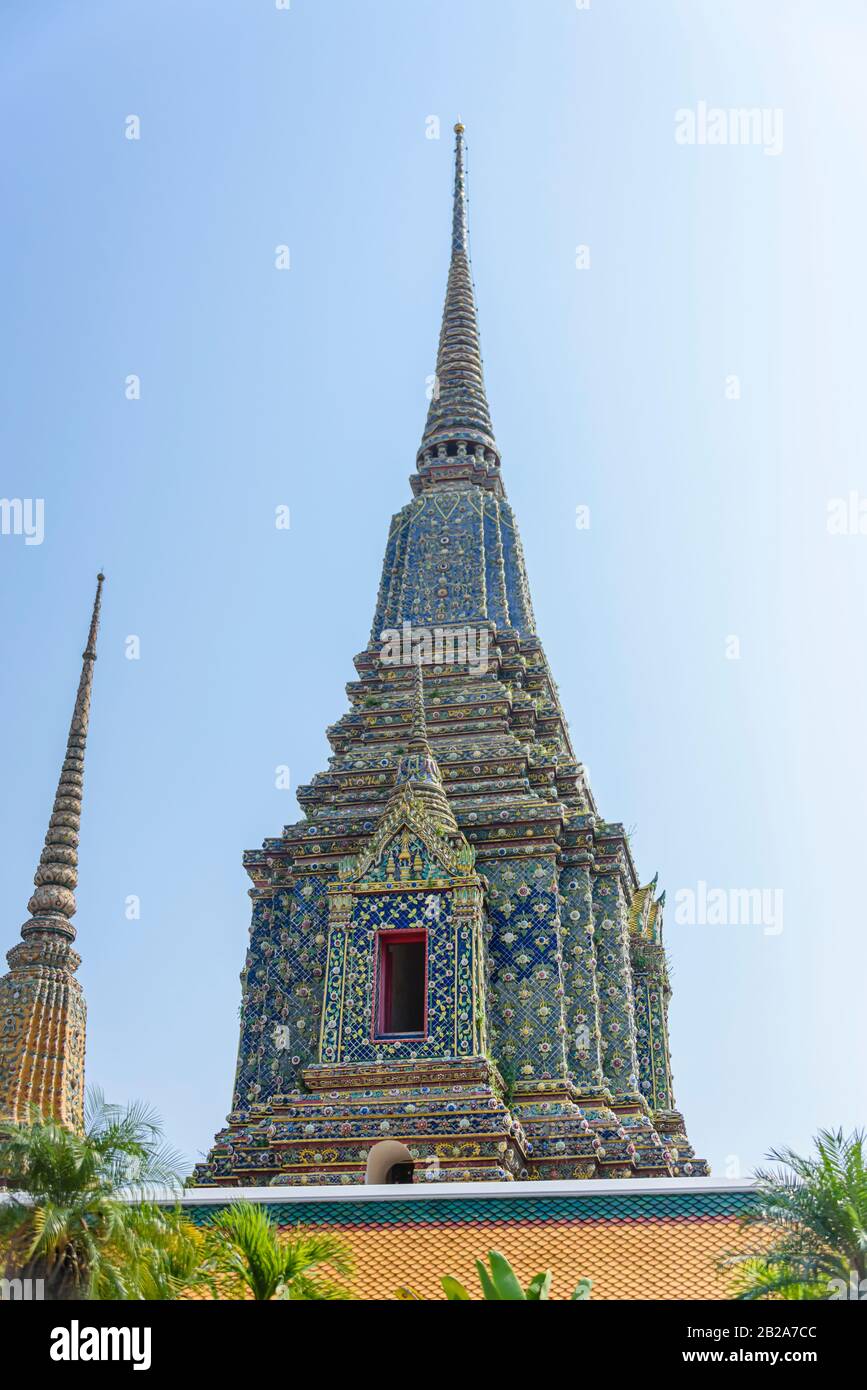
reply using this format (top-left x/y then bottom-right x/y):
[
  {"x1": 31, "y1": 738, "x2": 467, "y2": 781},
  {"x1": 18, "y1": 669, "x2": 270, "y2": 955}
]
[{"x1": 377, "y1": 932, "x2": 426, "y2": 1036}]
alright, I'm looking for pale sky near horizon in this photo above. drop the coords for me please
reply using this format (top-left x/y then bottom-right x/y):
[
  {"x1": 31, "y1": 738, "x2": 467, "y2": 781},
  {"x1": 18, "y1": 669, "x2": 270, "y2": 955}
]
[{"x1": 1, "y1": 0, "x2": 865, "y2": 1176}]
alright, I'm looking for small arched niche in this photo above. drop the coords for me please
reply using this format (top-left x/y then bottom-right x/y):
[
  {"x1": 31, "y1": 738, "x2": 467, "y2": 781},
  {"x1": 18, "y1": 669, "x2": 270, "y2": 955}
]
[{"x1": 365, "y1": 1139, "x2": 415, "y2": 1186}]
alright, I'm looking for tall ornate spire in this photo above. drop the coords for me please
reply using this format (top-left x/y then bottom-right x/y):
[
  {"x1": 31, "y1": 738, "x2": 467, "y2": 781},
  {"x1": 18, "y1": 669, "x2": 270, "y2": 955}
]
[
  {"x1": 0, "y1": 573, "x2": 104, "y2": 1130},
  {"x1": 23, "y1": 572, "x2": 104, "y2": 943},
  {"x1": 413, "y1": 122, "x2": 503, "y2": 497}
]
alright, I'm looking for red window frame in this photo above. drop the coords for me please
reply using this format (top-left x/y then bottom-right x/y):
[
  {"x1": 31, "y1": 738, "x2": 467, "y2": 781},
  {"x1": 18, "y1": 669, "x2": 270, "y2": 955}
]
[{"x1": 374, "y1": 930, "x2": 428, "y2": 1039}]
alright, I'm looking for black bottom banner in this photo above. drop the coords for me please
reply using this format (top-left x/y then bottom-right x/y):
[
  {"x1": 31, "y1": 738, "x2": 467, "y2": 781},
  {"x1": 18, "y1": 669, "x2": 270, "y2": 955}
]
[{"x1": 2, "y1": 1294, "x2": 860, "y2": 1375}]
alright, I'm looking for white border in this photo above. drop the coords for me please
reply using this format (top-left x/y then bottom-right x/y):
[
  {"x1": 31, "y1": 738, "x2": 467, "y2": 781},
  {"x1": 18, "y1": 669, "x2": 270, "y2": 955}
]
[{"x1": 169, "y1": 1175, "x2": 754, "y2": 1206}]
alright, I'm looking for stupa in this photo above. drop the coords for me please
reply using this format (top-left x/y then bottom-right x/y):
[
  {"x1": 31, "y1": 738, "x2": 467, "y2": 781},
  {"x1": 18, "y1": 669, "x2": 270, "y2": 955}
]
[{"x1": 195, "y1": 127, "x2": 707, "y2": 1186}]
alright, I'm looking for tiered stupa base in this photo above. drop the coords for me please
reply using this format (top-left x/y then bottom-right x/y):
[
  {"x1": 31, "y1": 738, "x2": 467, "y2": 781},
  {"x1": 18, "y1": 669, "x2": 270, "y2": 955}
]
[
  {"x1": 193, "y1": 1064, "x2": 708, "y2": 1186},
  {"x1": 510, "y1": 1086, "x2": 708, "y2": 1180},
  {"x1": 195, "y1": 1059, "x2": 526, "y2": 1186}
]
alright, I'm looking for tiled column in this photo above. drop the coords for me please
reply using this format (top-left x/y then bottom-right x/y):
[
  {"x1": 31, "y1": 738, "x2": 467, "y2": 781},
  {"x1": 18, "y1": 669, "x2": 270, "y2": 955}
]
[
  {"x1": 453, "y1": 880, "x2": 487, "y2": 1058},
  {"x1": 486, "y1": 854, "x2": 570, "y2": 1088},
  {"x1": 632, "y1": 941, "x2": 676, "y2": 1115},
  {"x1": 559, "y1": 863, "x2": 604, "y2": 1093},
  {"x1": 319, "y1": 882, "x2": 354, "y2": 1065},
  {"x1": 232, "y1": 871, "x2": 333, "y2": 1108},
  {"x1": 592, "y1": 827, "x2": 642, "y2": 1103}
]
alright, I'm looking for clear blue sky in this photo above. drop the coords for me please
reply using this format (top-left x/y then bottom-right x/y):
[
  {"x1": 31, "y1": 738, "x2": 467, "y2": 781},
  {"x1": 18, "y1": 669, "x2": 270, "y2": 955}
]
[{"x1": 1, "y1": 0, "x2": 865, "y2": 1177}]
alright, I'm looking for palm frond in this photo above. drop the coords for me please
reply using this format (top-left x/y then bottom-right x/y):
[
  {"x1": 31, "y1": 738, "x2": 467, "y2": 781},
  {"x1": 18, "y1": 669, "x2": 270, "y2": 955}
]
[
  {"x1": 728, "y1": 1128, "x2": 867, "y2": 1299},
  {"x1": 205, "y1": 1205, "x2": 355, "y2": 1301},
  {"x1": 0, "y1": 1094, "x2": 198, "y2": 1300}
]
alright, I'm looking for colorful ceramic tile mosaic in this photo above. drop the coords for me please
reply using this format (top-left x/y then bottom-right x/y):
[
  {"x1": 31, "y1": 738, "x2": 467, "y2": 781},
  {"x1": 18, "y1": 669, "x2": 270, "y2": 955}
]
[{"x1": 195, "y1": 126, "x2": 707, "y2": 1187}]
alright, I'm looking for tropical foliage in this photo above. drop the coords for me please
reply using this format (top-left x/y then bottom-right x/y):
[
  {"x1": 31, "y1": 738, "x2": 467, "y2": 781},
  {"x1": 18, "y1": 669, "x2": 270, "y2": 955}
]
[
  {"x1": 0, "y1": 1090, "x2": 190, "y2": 1300},
  {"x1": 204, "y1": 1201, "x2": 353, "y2": 1300},
  {"x1": 728, "y1": 1128, "x2": 867, "y2": 1300},
  {"x1": 396, "y1": 1249, "x2": 591, "y2": 1301},
  {"x1": 0, "y1": 1098, "x2": 357, "y2": 1301}
]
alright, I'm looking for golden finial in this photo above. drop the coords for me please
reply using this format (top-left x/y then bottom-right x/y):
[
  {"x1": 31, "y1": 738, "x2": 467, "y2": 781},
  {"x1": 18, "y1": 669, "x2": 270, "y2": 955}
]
[{"x1": 454, "y1": 119, "x2": 465, "y2": 134}]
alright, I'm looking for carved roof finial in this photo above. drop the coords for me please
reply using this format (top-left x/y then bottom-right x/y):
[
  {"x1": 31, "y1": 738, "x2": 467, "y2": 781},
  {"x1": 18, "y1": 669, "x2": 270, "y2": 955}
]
[
  {"x1": 408, "y1": 647, "x2": 429, "y2": 753},
  {"x1": 388, "y1": 652, "x2": 458, "y2": 834}
]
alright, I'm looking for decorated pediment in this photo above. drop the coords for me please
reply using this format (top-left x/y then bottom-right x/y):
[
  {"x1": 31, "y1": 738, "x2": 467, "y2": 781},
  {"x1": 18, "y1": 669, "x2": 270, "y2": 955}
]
[
  {"x1": 362, "y1": 830, "x2": 440, "y2": 885},
  {"x1": 335, "y1": 789, "x2": 476, "y2": 891}
]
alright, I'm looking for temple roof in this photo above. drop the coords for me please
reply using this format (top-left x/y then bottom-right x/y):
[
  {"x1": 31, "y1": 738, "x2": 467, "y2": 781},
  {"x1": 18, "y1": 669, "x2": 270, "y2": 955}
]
[{"x1": 175, "y1": 1181, "x2": 758, "y2": 1300}]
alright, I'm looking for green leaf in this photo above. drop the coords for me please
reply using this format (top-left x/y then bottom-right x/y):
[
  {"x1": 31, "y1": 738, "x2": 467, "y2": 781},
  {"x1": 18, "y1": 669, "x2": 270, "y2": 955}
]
[
  {"x1": 486, "y1": 1250, "x2": 526, "y2": 1301},
  {"x1": 441, "y1": 1276, "x2": 471, "y2": 1301},
  {"x1": 475, "y1": 1258, "x2": 501, "y2": 1300},
  {"x1": 571, "y1": 1278, "x2": 593, "y2": 1300},
  {"x1": 524, "y1": 1270, "x2": 553, "y2": 1301}
]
